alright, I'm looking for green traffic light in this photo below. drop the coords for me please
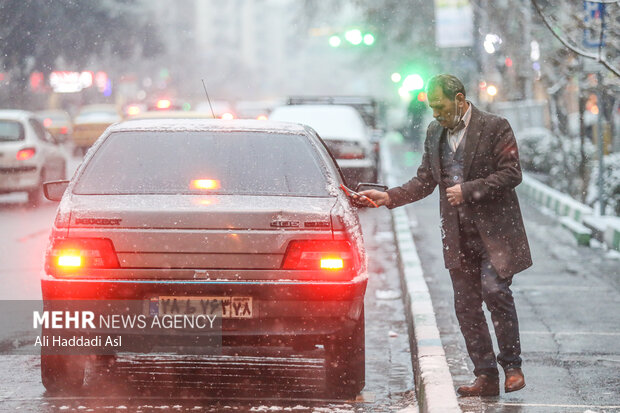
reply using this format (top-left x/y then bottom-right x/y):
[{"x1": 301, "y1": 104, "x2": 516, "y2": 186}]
[
  {"x1": 329, "y1": 35, "x2": 341, "y2": 48},
  {"x1": 402, "y1": 74, "x2": 424, "y2": 91},
  {"x1": 345, "y1": 29, "x2": 362, "y2": 45},
  {"x1": 363, "y1": 33, "x2": 375, "y2": 46}
]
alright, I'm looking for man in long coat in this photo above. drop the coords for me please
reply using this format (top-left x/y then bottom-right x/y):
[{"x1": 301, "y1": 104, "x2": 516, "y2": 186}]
[{"x1": 357, "y1": 74, "x2": 532, "y2": 396}]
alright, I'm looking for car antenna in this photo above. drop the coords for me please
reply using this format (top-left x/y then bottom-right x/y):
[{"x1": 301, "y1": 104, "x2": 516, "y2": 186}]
[{"x1": 201, "y1": 79, "x2": 216, "y2": 119}]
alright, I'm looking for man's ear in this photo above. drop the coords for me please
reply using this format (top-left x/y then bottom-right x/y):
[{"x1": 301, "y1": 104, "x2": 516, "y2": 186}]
[{"x1": 455, "y1": 93, "x2": 466, "y2": 106}]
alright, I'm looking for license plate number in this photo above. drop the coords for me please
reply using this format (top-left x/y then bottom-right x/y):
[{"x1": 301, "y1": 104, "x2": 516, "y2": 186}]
[{"x1": 154, "y1": 296, "x2": 253, "y2": 319}]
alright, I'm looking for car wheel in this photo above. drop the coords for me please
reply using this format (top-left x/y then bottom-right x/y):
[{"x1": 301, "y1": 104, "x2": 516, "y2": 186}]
[
  {"x1": 324, "y1": 306, "x2": 365, "y2": 398},
  {"x1": 40, "y1": 354, "x2": 86, "y2": 393},
  {"x1": 27, "y1": 169, "x2": 45, "y2": 207}
]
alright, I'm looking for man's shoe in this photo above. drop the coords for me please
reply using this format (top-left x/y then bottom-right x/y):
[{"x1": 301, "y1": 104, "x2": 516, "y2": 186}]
[
  {"x1": 456, "y1": 374, "x2": 500, "y2": 396},
  {"x1": 504, "y1": 368, "x2": 526, "y2": 393}
]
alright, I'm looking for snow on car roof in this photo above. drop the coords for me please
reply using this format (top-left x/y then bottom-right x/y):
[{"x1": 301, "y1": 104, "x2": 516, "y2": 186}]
[
  {"x1": 0, "y1": 110, "x2": 35, "y2": 121},
  {"x1": 109, "y1": 118, "x2": 309, "y2": 134},
  {"x1": 269, "y1": 104, "x2": 368, "y2": 141}
]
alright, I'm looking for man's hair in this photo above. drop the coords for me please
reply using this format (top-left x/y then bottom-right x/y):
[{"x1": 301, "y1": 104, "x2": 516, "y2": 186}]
[{"x1": 427, "y1": 74, "x2": 466, "y2": 99}]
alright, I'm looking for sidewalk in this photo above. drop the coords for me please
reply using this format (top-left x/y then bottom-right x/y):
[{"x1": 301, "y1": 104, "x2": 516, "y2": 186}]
[{"x1": 384, "y1": 140, "x2": 620, "y2": 412}]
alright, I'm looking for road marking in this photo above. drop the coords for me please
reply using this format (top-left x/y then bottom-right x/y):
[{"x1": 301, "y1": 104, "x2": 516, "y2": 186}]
[
  {"x1": 515, "y1": 285, "x2": 607, "y2": 291},
  {"x1": 491, "y1": 402, "x2": 620, "y2": 409},
  {"x1": 521, "y1": 331, "x2": 620, "y2": 336}
]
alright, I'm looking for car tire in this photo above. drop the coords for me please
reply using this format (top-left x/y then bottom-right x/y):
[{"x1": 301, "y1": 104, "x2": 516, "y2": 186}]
[
  {"x1": 324, "y1": 306, "x2": 365, "y2": 398},
  {"x1": 27, "y1": 169, "x2": 45, "y2": 207},
  {"x1": 40, "y1": 354, "x2": 86, "y2": 393}
]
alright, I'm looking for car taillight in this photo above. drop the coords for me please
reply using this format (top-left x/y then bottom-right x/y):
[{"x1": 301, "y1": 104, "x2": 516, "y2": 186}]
[
  {"x1": 337, "y1": 143, "x2": 365, "y2": 159},
  {"x1": 126, "y1": 105, "x2": 141, "y2": 116},
  {"x1": 281, "y1": 240, "x2": 357, "y2": 272},
  {"x1": 156, "y1": 99, "x2": 172, "y2": 110},
  {"x1": 60, "y1": 126, "x2": 68, "y2": 134},
  {"x1": 45, "y1": 238, "x2": 120, "y2": 277},
  {"x1": 326, "y1": 141, "x2": 365, "y2": 160},
  {"x1": 16, "y1": 147, "x2": 36, "y2": 160}
]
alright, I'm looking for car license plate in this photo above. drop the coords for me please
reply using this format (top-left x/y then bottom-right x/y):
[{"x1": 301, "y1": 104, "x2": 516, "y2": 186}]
[{"x1": 153, "y1": 296, "x2": 253, "y2": 319}]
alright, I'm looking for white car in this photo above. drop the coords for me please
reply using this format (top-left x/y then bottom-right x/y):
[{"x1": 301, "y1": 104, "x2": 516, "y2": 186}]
[
  {"x1": 269, "y1": 105, "x2": 378, "y2": 185},
  {"x1": 0, "y1": 110, "x2": 66, "y2": 205}
]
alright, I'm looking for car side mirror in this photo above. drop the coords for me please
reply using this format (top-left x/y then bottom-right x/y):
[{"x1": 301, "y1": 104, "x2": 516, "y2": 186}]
[
  {"x1": 355, "y1": 182, "x2": 388, "y2": 192},
  {"x1": 43, "y1": 180, "x2": 70, "y2": 201}
]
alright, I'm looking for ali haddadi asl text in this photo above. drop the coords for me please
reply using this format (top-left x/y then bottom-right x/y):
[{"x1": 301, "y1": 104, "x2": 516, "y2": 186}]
[{"x1": 34, "y1": 335, "x2": 121, "y2": 348}]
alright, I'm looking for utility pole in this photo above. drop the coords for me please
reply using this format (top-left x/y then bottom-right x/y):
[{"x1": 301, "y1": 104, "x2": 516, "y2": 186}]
[
  {"x1": 596, "y1": 72, "x2": 607, "y2": 215},
  {"x1": 522, "y1": 0, "x2": 534, "y2": 100}
]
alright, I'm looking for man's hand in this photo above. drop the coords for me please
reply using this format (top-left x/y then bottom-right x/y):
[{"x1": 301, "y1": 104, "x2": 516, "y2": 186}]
[
  {"x1": 446, "y1": 185, "x2": 464, "y2": 206},
  {"x1": 352, "y1": 189, "x2": 391, "y2": 208}
]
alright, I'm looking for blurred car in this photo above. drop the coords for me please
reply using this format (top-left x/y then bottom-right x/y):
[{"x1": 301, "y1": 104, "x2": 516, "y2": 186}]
[
  {"x1": 36, "y1": 109, "x2": 73, "y2": 143},
  {"x1": 127, "y1": 110, "x2": 215, "y2": 121},
  {"x1": 286, "y1": 95, "x2": 383, "y2": 130},
  {"x1": 195, "y1": 100, "x2": 236, "y2": 119},
  {"x1": 286, "y1": 95, "x2": 384, "y2": 172},
  {"x1": 235, "y1": 99, "x2": 284, "y2": 120},
  {"x1": 269, "y1": 104, "x2": 378, "y2": 185},
  {"x1": 0, "y1": 110, "x2": 66, "y2": 205},
  {"x1": 72, "y1": 104, "x2": 121, "y2": 154},
  {"x1": 41, "y1": 119, "x2": 367, "y2": 397}
]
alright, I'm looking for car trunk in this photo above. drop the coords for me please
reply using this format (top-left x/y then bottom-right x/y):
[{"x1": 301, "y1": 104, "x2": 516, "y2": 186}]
[{"x1": 64, "y1": 194, "x2": 337, "y2": 275}]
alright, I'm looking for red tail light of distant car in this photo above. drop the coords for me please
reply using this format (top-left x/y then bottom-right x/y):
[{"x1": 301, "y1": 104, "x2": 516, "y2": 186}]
[{"x1": 16, "y1": 147, "x2": 36, "y2": 160}]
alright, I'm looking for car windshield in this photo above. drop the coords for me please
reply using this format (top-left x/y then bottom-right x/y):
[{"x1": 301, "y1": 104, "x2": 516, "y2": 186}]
[
  {"x1": 0, "y1": 120, "x2": 25, "y2": 141},
  {"x1": 73, "y1": 130, "x2": 330, "y2": 196}
]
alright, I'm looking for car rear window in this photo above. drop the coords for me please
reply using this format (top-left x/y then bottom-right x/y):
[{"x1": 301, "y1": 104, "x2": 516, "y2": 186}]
[
  {"x1": 73, "y1": 130, "x2": 331, "y2": 196},
  {"x1": 0, "y1": 120, "x2": 25, "y2": 142}
]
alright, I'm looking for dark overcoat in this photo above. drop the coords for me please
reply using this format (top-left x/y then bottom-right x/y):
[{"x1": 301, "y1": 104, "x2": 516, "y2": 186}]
[{"x1": 386, "y1": 103, "x2": 532, "y2": 278}]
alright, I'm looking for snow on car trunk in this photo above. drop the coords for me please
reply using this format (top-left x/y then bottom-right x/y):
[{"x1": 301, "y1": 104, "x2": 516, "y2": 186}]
[{"x1": 65, "y1": 194, "x2": 336, "y2": 270}]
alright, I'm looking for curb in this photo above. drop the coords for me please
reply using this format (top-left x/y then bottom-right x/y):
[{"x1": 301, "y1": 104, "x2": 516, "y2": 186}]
[
  {"x1": 519, "y1": 173, "x2": 620, "y2": 251},
  {"x1": 381, "y1": 141, "x2": 461, "y2": 413}
]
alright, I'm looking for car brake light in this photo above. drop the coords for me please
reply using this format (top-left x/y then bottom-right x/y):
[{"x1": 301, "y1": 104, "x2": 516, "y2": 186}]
[
  {"x1": 156, "y1": 99, "x2": 172, "y2": 110},
  {"x1": 16, "y1": 148, "x2": 36, "y2": 160},
  {"x1": 337, "y1": 143, "x2": 365, "y2": 159},
  {"x1": 320, "y1": 258, "x2": 344, "y2": 270},
  {"x1": 45, "y1": 238, "x2": 120, "y2": 277},
  {"x1": 190, "y1": 179, "x2": 221, "y2": 190},
  {"x1": 281, "y1": 240, "x2": 357, "y2": 272},
  {"x1": 127, "y1": 105, "x2": 141, "y2": 116},
  {"x1": 60, "y1": 126, "x2": 68, "y2": 134}
]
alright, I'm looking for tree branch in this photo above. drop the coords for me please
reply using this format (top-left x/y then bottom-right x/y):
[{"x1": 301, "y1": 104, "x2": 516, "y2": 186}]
[{"x1": 531, "y1": 0, "x2": 620, "y2": 77}]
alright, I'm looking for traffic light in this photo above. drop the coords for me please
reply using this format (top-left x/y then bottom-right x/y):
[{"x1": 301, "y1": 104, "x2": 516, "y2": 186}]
[
  {"x1": 394, "y1": 69, "x2": 427, "y2": 101},
  {"x1": 328, "y1": 29, "x2": 375, "y2": 47}
]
